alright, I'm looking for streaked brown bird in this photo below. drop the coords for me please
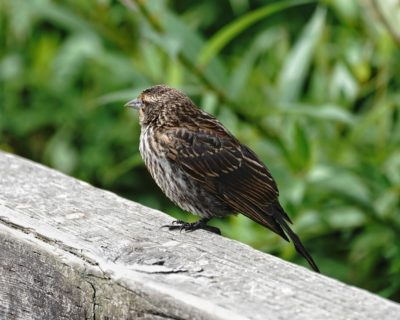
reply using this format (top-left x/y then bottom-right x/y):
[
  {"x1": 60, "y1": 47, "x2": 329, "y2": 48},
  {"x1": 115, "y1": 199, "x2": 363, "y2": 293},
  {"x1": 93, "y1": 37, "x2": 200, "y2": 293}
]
[{"x1": 125, "y1": 85, "x2": 319, "y2": 272}]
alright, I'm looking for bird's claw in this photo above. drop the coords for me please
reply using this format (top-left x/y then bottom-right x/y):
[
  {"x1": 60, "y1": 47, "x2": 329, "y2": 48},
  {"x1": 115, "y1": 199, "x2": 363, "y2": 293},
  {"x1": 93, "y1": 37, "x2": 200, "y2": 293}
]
[
  {"x1": 161, "y1": 219, "x2": 221, "y2": 235},
  {"x1": 171, "y1": 220, "x2": 185, "y2": 225},
  {"x1": 161, "y1": 220, "x2": 199, "y2": 232}
]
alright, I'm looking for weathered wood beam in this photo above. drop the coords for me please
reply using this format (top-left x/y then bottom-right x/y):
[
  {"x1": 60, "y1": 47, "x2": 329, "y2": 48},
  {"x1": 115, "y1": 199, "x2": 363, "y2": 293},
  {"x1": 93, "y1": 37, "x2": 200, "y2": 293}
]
[{"x1": 0, "y1": 150, "x2": 399, "y2": 319}]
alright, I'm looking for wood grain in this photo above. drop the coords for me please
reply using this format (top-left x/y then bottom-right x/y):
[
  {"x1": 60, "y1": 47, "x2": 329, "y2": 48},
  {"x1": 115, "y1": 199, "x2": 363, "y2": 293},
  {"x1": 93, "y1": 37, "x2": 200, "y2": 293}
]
[{"x1": 0, "y1": 151, "x2": 399, "y2": 319}]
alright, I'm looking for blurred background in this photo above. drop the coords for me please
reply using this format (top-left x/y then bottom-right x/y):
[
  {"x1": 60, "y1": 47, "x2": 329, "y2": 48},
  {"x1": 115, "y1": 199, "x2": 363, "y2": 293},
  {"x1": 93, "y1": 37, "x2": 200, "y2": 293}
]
[{"x1": 1, "y1": 0, "x2": 400, "y2": 301}]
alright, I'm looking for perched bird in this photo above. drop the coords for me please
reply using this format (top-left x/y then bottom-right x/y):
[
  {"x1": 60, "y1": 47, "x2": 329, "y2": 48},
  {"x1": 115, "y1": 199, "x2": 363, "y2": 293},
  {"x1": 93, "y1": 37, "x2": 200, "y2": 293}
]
[{"x1": 125, "y1": 85, "x2": 319, "y2": 272}]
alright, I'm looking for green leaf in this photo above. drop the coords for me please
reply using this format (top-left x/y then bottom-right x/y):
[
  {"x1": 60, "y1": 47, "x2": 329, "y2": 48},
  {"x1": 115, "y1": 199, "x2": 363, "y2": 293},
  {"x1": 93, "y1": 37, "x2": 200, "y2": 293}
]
[
  {"x1": 330, "y1": 62, "x2": 358, "y2": 103},
  {"x1": 197, "y1": 0, "x2": 316, "y2": 68},
  {"x1": 294, "y1": 122, "x2": 312, "y2": 170},
  {"x1": 308, "y1": 166, "x2": 372, "y2": 206},
  {"x1": 278, "y1": 7, "x2": 326, "y2": 102},
  {"x1": 228, "y1": 28, "x2": 280, "y2": 98},
  {"x1": 279, "y1": 103, "x2": 355, "y2": 124},
  {"x1": 326, "y1": 207, "x2": 365, "y2": 229}
]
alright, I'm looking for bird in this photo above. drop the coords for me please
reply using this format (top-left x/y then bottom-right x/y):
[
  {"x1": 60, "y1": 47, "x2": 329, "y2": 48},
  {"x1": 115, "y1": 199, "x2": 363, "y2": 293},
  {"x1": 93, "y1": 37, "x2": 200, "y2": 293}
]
[{"x1": 125, "y1": 84, "x2": 319, "y2": 272}]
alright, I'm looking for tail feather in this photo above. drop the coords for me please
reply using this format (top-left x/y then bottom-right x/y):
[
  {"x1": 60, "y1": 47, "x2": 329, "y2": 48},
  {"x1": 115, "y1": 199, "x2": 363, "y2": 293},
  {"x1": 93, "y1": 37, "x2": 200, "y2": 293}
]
[{"x1": 272, "y1": 205, "x2": 320, "y2": 273}]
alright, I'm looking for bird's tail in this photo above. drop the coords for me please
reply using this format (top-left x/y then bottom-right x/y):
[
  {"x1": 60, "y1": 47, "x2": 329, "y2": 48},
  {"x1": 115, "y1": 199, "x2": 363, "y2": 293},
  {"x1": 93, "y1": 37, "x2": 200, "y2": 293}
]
[{"x1": 272, "y1": 203, "x2": 320, "y2": 273}]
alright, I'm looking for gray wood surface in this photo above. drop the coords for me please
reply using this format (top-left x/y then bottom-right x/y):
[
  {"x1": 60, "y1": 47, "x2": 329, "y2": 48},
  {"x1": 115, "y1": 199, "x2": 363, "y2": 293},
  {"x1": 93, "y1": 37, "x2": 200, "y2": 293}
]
[{"x1": 0, "y1": 150, "x2": 399, "y2": 320}]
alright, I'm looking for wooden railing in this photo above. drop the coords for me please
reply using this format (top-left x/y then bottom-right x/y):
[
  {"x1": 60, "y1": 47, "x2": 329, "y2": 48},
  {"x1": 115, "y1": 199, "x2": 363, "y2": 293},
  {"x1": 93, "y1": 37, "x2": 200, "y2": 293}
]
[{"x1": 0, "y1": 150, "x2": 399, "y2": 319}]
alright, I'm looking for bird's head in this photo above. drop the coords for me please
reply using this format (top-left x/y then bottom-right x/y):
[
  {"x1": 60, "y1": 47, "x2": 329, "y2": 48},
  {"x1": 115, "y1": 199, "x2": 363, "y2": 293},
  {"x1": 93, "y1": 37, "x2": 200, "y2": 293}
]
[{"x1": 125, "y1": 85, "x2": 192, "y2": 126}]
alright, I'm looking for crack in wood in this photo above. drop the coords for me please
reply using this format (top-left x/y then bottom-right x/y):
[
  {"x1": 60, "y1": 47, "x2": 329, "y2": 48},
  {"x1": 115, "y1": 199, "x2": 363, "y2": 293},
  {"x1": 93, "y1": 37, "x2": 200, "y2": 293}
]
[{"x1": 86, "y1": 280, "x2": 97, "y2": 320}]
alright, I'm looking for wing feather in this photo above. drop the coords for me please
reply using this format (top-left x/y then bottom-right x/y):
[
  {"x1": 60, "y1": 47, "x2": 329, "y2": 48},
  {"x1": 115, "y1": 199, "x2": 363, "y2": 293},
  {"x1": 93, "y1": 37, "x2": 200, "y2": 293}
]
[{"x1": 161, "y1": 127, "x2": 286, "y2": 232}]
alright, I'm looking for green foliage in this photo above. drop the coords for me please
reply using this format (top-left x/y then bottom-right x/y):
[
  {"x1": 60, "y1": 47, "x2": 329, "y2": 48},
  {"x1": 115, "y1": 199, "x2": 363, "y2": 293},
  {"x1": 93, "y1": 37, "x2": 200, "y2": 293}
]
[{"x1": 1, "y1": 0, "x2": 400, "y2": 301}]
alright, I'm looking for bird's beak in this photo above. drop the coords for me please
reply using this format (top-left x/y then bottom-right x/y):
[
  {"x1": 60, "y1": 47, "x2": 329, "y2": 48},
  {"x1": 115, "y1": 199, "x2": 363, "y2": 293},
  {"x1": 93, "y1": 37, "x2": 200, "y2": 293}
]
[{"x1": 124, "y1": 98, "x2": 143, "y2": 110}]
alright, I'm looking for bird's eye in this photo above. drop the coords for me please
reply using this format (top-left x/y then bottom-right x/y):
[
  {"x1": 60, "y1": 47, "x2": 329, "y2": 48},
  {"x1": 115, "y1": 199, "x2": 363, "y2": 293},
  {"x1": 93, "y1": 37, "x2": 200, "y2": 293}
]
[{"x1": 141, "y1": 95, "x2": 154, "y2": 104}]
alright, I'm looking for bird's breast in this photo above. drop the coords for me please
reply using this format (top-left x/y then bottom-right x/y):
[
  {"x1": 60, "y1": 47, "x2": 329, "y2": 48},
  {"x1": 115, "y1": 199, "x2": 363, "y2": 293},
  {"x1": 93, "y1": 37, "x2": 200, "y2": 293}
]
[
  {"x1": 139, "y1": 126, "x2": 231, "y2": 218},
  {"x1": 139, "y1": 126, "x2": 187, "y2": 202}
]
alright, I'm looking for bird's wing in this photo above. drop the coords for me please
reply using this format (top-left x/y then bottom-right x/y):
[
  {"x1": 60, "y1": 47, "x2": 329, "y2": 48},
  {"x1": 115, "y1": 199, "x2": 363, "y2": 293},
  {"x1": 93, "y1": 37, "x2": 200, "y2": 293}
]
[
  {"x1": 160, "y1": 126, "x2": 291, "y2": 236},
  {"x1": 160, "y1": 126, "x2": 321, "y2": 272},
  {"x1": 163, "y1": 127, "x2": 243, "y2": 181}
]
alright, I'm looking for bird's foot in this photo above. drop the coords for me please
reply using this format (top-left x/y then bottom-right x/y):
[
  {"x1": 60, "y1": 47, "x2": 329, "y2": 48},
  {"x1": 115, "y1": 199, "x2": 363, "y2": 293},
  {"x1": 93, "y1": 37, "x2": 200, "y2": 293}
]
[{"x1": 162, "y1": 218, "x2": 221, "y2": 235}]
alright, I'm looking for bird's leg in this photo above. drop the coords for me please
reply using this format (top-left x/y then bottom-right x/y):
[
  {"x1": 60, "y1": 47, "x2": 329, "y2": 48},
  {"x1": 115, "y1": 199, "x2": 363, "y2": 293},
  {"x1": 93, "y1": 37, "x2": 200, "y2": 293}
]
[{"x1": 162, "y1": 218, "x2": 221, "y2": 235}]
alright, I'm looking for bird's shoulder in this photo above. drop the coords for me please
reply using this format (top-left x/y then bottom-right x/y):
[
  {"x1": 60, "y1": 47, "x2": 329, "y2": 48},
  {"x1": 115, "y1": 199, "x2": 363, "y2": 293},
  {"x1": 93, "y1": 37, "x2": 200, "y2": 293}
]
[
  {"x1": 155, "y1": 109, "x2": 239, "y2": 157},
  {"x1": 158, "y1": 125, "x2": 242, "y2": 179}
]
